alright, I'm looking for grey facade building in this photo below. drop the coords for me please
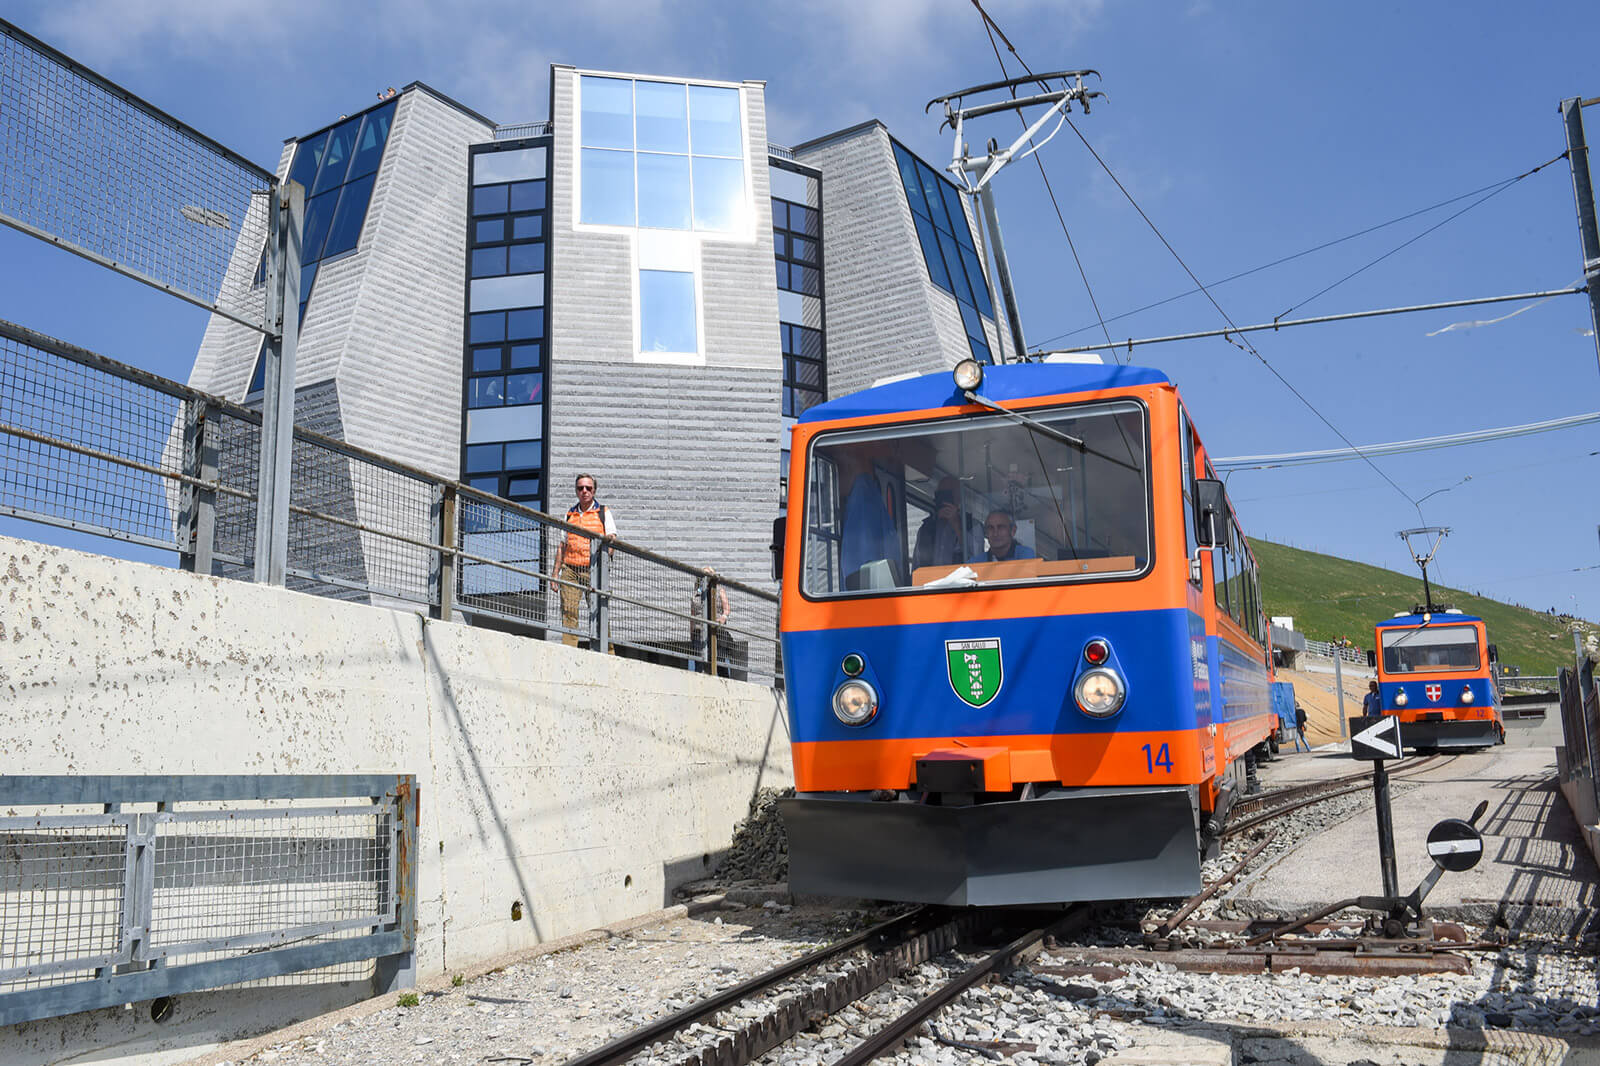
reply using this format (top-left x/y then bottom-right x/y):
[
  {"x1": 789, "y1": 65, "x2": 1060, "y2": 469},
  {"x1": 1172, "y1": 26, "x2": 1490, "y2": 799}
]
[{"x1": 187, "y1": 67, "x2": 1007, "y2": 605}]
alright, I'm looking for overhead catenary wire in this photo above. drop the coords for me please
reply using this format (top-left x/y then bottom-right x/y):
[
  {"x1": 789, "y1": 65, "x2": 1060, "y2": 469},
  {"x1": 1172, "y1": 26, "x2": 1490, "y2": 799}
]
[
  {"x1": 1030, "y1": 155, "x2": 1572, "y2": 350},
  {"x1": 968, "y1": 4, "x2": 1420, "y2": 513},
  {"x1": 1214, "y1": 411, "x2": 1600, "y2": 471}
]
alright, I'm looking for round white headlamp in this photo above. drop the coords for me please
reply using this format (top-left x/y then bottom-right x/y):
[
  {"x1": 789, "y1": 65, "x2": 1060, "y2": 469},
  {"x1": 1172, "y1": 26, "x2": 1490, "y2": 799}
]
[
  {"x1": 1460, "y1": 687, "x2": 1474, "y2": 704},
  {"x1": 952, "y1": 358, "x2": 984, "y2": 392},
  {"x1": 832, "y1": 679, "x2": 879, "y2": 726},
  {"x1": 1074, "y1": 668, "x2": 1126, "y2": 718},
  {"x1": 1395, "y1": 689, "x2": 1409, "y2": 707}
]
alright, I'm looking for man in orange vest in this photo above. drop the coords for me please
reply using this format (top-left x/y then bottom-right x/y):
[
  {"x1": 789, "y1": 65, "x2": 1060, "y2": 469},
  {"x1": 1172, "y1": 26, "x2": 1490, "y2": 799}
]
[{"x1": 550, "y1": 473, "x2": 618, "y2": 648}]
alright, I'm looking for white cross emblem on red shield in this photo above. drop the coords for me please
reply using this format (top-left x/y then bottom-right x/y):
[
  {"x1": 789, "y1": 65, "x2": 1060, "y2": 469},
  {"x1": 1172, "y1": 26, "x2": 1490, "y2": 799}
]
[{"x1": 1425, "y1": 683, "x2": 1442, "y2": 702}]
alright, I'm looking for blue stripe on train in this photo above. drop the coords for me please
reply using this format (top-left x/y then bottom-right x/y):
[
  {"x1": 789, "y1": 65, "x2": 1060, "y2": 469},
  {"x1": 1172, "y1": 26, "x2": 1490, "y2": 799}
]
[
  {"x1": 1379, "y1": 677, "x2": 1497, "y2": 711},
  {"x1": 784, "y1": 608, "x2": 1203, "y2": 745}
]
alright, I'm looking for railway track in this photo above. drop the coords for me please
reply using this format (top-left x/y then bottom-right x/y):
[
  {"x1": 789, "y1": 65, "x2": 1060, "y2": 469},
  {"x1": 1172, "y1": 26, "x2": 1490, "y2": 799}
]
[
  {"x1": 560, "y1": 754, "x2": 1476, "y2": 1065},
  {"x1": 558, "y1": 905, "x2": 1092, "y2": 1066}
]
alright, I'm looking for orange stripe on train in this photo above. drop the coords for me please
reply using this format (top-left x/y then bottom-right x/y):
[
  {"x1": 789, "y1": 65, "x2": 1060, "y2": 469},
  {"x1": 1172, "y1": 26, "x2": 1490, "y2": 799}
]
[{"x1": 792, "y1": 730, "x2": 1209, "y2": 792}]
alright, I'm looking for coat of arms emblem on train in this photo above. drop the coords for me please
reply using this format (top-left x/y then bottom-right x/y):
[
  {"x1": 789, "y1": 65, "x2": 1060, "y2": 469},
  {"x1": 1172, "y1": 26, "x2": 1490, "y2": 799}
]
[
  {"x1": 1426, "y1": 684, "x2": 1442, "y2": 702},
  {"x1": 946, "y1": 638, "x2": 1003, "y2": 708}
]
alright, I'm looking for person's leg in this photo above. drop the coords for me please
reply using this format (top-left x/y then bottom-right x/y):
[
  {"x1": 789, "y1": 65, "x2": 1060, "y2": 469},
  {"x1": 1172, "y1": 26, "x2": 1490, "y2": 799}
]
[{"x1": 560, "y1": 564, "x2": 583, "y2": 647}]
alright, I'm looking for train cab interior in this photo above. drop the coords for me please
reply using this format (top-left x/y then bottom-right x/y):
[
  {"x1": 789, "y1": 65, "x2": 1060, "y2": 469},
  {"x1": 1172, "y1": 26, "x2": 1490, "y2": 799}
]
[{"x1": 797, "y1": 399, "x2": 1153, "y2": 597}]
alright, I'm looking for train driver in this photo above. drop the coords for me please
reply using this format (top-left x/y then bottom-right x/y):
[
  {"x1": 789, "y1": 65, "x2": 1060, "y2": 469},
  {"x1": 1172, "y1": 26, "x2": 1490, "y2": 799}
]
[{"x1": 969, "y1": 510, "x2": 1037, "y2": 564}]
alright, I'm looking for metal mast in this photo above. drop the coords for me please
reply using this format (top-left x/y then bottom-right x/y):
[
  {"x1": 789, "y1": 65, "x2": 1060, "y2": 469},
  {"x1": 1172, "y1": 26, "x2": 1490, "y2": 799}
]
[
  {"x1": 927, "y1": 71, "x2": 1103, "y2": 363},
  {"x1": 1560, "y1": 96, "x2": 1600, "y2": 376}
]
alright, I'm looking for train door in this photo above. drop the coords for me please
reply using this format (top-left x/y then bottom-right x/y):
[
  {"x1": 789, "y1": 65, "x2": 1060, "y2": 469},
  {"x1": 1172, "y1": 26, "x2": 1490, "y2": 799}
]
[{"x1": 1180, "y1": 406, "x2": 1217, "y2": 778}]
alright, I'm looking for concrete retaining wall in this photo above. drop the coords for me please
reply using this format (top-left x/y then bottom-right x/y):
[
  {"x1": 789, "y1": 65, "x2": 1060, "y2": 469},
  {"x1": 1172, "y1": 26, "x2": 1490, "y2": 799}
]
[{"x1": 0, "y1": 533, "x2": 791, "y2": 1063}]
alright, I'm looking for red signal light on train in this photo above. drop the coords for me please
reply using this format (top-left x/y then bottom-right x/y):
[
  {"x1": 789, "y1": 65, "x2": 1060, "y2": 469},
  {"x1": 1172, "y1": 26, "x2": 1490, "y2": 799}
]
[{"x1": 1083, "y1": 639, "x2": 1109, "y2": 665}]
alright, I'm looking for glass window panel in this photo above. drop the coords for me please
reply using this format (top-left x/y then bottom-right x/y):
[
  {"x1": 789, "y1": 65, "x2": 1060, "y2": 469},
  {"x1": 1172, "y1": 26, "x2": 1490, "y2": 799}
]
[
  {"x1": 691, "y1": 155, "x2": 745, "y2": 231},
  {"x1": 466, "y1": 405, "x2": 540, "y2": 443},
  {"x1": 635, "y1": 80, "x2": 688, "y2": 153},
  {"x1": 298, "y1": 261, "x2": 318, "y2": 311},
  {"x1": 790, "y1": 236, "x2": 817, "y2": 264},
  {"x1": 507, "y1": 308, "x2": 543, "y2": 340},
  {"x1": 918, "y1": 163, "x2": 953, "y2": 231},
  {"x1": 773, "y1": 233, "x2": 788, "y2": 258},
  {"x1": 791, "y1": 358, "x2": 823, "y2": 388},
  {"x1": 968, "y1": 333, "x2": 992, "y2": 364},
  {"x1": 300, "y1": 188, "x2": 339, "y2": 263},
  {"x1": 911, "y1": 213, "x2": 950, "y2": 291},
  {"x1": 799, "y1": 325, "x2": 823, "y2": 360},
  {"x1": 783, "y1": 389, "x2": 796, "y2": 418},
  {"x1": 688, "y1": 84, "x2": 742, "y2": 156},
  {"x1": 508, "y1": 343, "x2": 541, "y2": 369},
  {"x1": 794, "y1": 263, "x2": 821, "y2": 297},
  {"x1": 507, "y1": 243, "x2": 544, "y2": 274},
  {"x1": 511, "y1": 214, "x2": 543, "y2": 240},
  {"x1": 506, "y1": 372, "x2": 543, "y2": 405},
  {"x1": 471, "y1": 273, "x2": 543, "y2": 312},
  {"x1": 508, "y1": 477, "x2": 542, "y2": 497},
  {"x1": 311, "y1": 117, "x2": 361, "y2": 196},
  {"x1": 939, "y1": 180, "x2": 973, "y2": 249},
  {"x1": 770, "y1": 198, "x2": 788, "y2": 231},
  {"x1": 959, "y1": 299, "x2": 986, "y2": 348},
  {"x1": 469, "y1": 312, "x2": 506, "y2": 345},
  {"x1": 469, "y1": 376, "x2": 505, "y2": 408},
  {"x1": 639, "y1": 269, "x2": 697, "y2": 353},
  {"x1": 504, "y1": 440, "x2": 543, "y2": 470},
  {"x1": 789, "y1": 202, "x2": 819, "y2": 237},
  {"x1": 288, "y1": 131, "x2": 328, "y2": 191},
  {"x1": 475, "y1": 218, "x2": 505, "y2": 243},
  {"x1": 473, "y1": 145, "x2": 546, "y2": 185},
  {"x1": 509, "y1": 180, "x2": 545, "y2": 212},
  {"x1": 638, "y1": 152, "x2": 691, "y2": 229},
  {"x1": 580, "y1": 148, "x2": 635, "y2": 226},
  {"x1": 937, "y1": 229, "x2": 974, "y2": 304},
  {"x1": 320, "y1": 173, "x2": 376, "y2": 259},
  {"x1": 775, "y1": 260, "x2": 789, "y2": 289},
  {"x1": 580, "y1": 75, "x2": 635, "y2": 149},
  {"x1": 770, "y1": 164, "x2": 811, "y2": 203},
  {"x1": 465, "y1": 444, "x2": 501, "y2": 473},
  {"x1": 246, "y1": 344, "x2": 266, "y2": 395},
  {"x1": 894, "y1": 144, "x2": 928, "y2": 216},
  {"x1": 467, "y1": 476, "x2": 500, "y2": 493},
  {"x1": 471, "y1": 347, "x2": 503, "y2": 372},
  {"x1": 345, "y1": 102, "x2": 395, "y2": 181},
  {"x1": 960, "y1": 245, "x2": 993, "y2": 317},
  {"x1": 473, "y1": 184, "x2": 509, "y2": 216}
]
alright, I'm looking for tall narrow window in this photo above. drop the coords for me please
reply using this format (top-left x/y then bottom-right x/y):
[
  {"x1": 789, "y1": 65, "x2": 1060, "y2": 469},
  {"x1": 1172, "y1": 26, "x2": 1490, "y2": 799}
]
[{"x1": 639, "y1": 270, "x2": 697, "y2": 353}]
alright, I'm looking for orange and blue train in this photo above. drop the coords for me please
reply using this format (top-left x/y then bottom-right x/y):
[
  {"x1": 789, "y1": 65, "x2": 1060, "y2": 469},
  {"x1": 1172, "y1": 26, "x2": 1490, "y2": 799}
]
[
  {"x1": 1369, "y1": 611, "x2": 1504, "y2": 750},
  {"x1": 775, "y1": 358, "x2": 1277, "y2": 906}
]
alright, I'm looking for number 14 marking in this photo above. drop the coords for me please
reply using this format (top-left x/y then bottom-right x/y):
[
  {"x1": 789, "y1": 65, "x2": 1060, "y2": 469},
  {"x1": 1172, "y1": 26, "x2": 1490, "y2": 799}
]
[{"x1": 1142, "y1": 743, "x2": 1174, "y2": 774}]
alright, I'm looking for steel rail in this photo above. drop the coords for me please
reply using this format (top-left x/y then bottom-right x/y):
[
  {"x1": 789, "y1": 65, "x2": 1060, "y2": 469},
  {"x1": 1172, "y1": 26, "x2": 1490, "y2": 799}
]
[
  {"x1": 1223, "y1": 755, "x2": 1452, "y2": 838},
  {"x1": 558, "y1": 907, "x2": 939, "y2": 1066},
  {"x1": 831, "y1": 907, "x2": 1092, "y2": 1066}
]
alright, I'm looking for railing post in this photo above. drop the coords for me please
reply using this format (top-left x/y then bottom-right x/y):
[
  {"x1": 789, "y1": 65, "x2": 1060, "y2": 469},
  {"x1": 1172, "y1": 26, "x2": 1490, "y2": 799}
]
[
  {"x1": 253, "y1": 179, "x2": 303, "y2": 585},
  {"x1": 179, "y1": 399, "x2": 219, "y2": 575},
  {"x1": 373, "y1": 777, "x2": 417, "y2": 994},
  {"x1": 432, "y1": 484, "x2": 457, "y2": 621},
  {"x1": 590, "y1": 534, "x2": 609, "y2": 652},
  {"x1": 706, "y1": 574, "x2": 720, "y2": 676}
]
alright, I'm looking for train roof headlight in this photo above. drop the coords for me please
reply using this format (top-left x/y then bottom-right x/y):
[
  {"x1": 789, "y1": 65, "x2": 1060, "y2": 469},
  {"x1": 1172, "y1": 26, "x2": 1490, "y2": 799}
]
[
  {"x1": 1074, "y1": 668, "x2": 1126, "y2": 718},
  {"x1": 832, "y1": 679, "x2": 879, "y2": 726},
  {"x1": 952, "y1": 358, "x2": 984, "y2": 392},
  {"x1": 1460, "y1": 686, "x2": 1474, "y2": 704},
  {"x1": 1395, "y1": 689, "x2": 1409, "y2": 707}
]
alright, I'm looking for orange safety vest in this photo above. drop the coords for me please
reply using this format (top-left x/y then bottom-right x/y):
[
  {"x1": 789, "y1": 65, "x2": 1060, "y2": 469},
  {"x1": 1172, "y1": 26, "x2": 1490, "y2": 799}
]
[{"x1": 563, "y1": 503, "x2": 607, "y2": 567}]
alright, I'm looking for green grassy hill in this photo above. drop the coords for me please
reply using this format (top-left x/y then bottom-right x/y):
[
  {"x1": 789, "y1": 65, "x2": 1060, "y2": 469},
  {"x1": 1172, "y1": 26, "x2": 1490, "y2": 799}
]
[{"x1": 1250, "y1": 538, "x2": 1591, "y2": 678}]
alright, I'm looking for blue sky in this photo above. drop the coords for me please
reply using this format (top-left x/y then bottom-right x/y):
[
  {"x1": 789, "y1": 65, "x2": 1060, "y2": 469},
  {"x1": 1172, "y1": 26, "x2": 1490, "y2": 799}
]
[{"x1": 3, "y1": 0, "x2": 1599, "y2": 624}]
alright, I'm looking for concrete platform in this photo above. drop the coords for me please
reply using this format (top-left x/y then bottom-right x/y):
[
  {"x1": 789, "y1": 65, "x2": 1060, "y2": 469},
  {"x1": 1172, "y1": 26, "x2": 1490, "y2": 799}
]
[{"x1": 1231, "y1": 747, "x2": 1599, "y2": 926}]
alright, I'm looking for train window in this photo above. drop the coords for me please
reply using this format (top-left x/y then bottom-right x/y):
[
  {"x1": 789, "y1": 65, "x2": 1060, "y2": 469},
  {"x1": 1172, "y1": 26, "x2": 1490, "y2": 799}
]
[
  {"x1": 800, "y1": 399, "x2": 1151, "y2": 597},
  {"x1": 1380, "y1": 624, "x2": 1481, "y2": 673},
  {"x1": 1179, "y1": 408, "x2": 1198, "y2": 579}
]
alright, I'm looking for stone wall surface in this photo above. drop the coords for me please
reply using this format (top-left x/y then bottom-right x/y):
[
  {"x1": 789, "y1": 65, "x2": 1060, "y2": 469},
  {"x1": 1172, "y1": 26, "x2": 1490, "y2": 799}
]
[{"x1": 0, "y1": 533, "x2": 790, "y2": 1064}]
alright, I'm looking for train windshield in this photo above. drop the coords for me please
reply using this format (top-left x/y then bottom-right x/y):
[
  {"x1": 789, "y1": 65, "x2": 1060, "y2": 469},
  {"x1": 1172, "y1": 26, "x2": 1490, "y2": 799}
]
[
  {"x1": 800, "y1": 398, "x2": 1150, "y2": 597},
  {"x1": 1380, "y1": 624, "x2": 1481, "y2": 672}
]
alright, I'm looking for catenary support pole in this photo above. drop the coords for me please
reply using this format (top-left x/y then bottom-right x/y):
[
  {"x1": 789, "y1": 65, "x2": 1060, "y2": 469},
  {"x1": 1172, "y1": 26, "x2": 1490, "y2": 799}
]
[
  {"x1": 1333, "y1": 643, "x2": 1347, "y2": 739},
  {"x1": 253, "y1": 180, "x2": 303, "y2": 585},
  {"x1": 1562, "y1": 97, "x2": 1600, "y2": 376},
  {"x1": 976, "y1": 183, "x2": 1027, "y2": 363}
]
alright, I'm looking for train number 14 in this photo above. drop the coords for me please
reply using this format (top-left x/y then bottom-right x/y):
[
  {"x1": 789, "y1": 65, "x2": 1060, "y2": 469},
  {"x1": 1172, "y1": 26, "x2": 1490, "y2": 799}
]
[{"x1": 1141, "y1": 743, "x2": 1174, "y2": 774}]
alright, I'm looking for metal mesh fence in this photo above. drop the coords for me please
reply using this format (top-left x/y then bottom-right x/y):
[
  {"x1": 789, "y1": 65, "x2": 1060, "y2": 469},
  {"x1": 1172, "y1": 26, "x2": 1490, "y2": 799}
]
[
  {"x1": 0, "y1": 818, "x2": 128, "y2": 991},
  {"x1": 0, "y1": 317, "x2": 783, "y2": 684},
  {"x1": 0, "y1": 779, "x2": 412, "y2": 1022},
  {"x1": 0, "y1": 18, "x2": 276, "y2": 331},
  {"x1": 0, "y1": 325, "x2": 187, "y2": 550},
  {"x1": 149, "y1": 807, "x2": 391, "y2": 957}
]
